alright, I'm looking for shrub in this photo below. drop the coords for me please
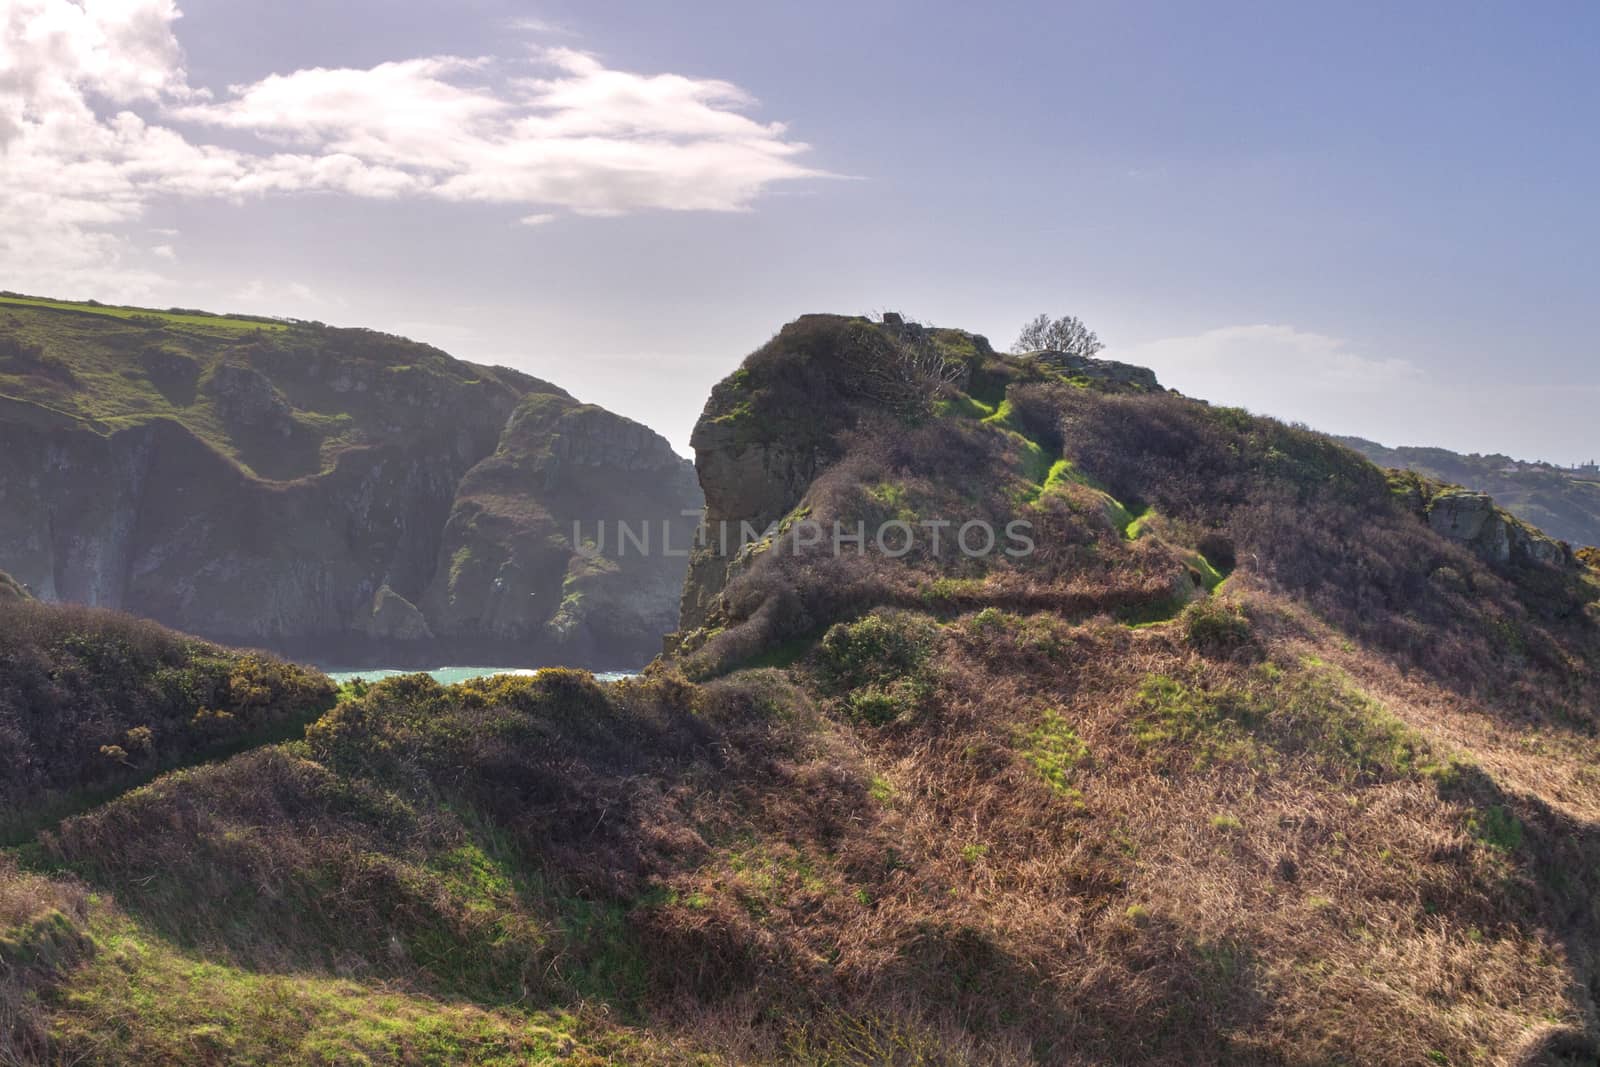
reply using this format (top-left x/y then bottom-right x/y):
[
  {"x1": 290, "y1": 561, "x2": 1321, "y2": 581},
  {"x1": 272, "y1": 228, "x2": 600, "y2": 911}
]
[
  {"x1": 0, "y1": 599, "x2": 336, "y2": 838},
  {"x1": 815, "y1": 611, "x2": 940, "y2": 726},
  {"x1": 1010, "y1": 313, "x2": 1103, "y2": 359},
  {"x1": 816, "y1": 611, "x2": 939, "y2": 692},
  {"x1": 1182, "y1": 599, "x2": 1257, "y2": 658}
]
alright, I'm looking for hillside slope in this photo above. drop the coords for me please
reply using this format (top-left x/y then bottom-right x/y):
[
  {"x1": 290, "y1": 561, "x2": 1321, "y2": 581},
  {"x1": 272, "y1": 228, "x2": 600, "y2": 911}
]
[
  {"x1": 3, "y1": 315, "x2": 1600, "y2": 1065},
  {"x1": 1341, "y1": 435, "x2": 1600, "y2": 550},
  {"x1": 0, "y1": 295, "x2": 701, "y2": 667},
  {"x1": 0, "y1": 595, "x2": 334, "y2": 842}
]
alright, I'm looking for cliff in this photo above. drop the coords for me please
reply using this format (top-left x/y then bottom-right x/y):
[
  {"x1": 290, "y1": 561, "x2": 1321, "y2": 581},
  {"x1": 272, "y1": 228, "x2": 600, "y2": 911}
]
[
  {"x1": 0, "y1": 568, "x2": 30, "y2": 602},
  {"x1": 0, "y1": 295, "x2": 700, "y2": 667}
]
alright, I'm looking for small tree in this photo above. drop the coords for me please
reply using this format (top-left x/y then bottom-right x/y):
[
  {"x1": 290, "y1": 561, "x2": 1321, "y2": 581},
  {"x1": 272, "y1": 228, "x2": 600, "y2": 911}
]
[{"x1": 1011, "y1": 313, "x2": 1104, "y2": 359}]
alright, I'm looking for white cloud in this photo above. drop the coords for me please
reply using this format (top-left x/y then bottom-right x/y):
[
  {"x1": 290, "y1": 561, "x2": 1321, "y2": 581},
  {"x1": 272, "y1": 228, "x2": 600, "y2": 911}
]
[
  {"x1": 231, "y1": 278, "x2": 328, "y2": 308},
  {"x1": 505, "y1": 16, "x2": 576, "y2": 37},
  {"x1": 0, "y1": 0, "x2": 826, "y2": 297},
  {"x1": 519, "y1": 212, "x2": 555, "y2": 226}
]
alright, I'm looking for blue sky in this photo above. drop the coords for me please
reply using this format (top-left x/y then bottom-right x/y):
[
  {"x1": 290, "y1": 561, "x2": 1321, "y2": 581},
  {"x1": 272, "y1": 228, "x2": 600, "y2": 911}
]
[{"x1": 4, "y1": 0, "x2": 1596, "y2": 461}]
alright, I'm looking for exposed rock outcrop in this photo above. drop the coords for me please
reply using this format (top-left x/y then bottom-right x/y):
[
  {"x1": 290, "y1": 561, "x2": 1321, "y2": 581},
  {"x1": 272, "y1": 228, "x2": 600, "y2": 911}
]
[
  {"x1": 362, "y1": 585, "x2": 433, "y2": 642},
  {"x1": 0, "y1": 302, "x2": 701, "y2": 667},
  {"x1": 1030, "y1": 350, "x2": 1161, "y2": 391},
  {"x1": 422, "y1": 392, "x2": 701, "y2": 664},
  {"x1": 1389, "y1": 473, "x2": 1575, "y2": 569},
  {"x1": 1340, "y1": 434, "x2": 1600, "y2": 550}
]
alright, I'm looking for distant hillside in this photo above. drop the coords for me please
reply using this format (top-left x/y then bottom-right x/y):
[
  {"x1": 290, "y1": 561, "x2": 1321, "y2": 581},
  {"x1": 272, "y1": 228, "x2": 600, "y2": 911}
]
[
  {"x1": 0, "y1": 294, "x2": 702, "y2": 667},
  {"x1": 1340, "y1": 435, "x2": 1600, "y2": 548}
]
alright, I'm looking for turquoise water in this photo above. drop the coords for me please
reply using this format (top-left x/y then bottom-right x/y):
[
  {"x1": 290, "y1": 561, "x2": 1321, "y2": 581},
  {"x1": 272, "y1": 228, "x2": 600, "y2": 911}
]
[{"x1": 326, "y1": 666, "x2": 637, "y2": 686}]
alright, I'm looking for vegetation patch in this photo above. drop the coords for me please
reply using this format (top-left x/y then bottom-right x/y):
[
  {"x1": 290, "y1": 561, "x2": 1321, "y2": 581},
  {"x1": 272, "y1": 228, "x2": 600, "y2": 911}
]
[
  {"x1": 1181, "y1": 598, "x2": 1257, "y2": 657},
  {"x1": 46, "y1": 914, "x2": 663, "y2": 1066},
  {"x1": 1016, "y1": 708, "x2": 1090, "y2": 801},
  {"x1": 0, "y1": 600, "x2": 335, "y2": 841},
  {"x1": 0, "y1": 294, "x2": 289, "y2": 334},
  {"x1": 816, "y1": 611, "x2": 940, "y2": 726},
  {"x1": 1131, "y1": 660, "x2": 1445, "y2": 782}
]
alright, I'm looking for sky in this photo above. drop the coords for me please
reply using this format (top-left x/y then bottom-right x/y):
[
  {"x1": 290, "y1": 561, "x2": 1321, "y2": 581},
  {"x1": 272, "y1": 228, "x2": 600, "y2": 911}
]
[{"x1": 3, "y1": 0, "x2": 1597, "y2": 462}]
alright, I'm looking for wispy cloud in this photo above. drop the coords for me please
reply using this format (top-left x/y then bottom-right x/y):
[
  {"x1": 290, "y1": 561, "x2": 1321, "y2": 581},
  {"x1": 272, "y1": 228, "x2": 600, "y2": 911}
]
[
  {"x1": 1104, "y1": 324, "x2": 1425, "y2": 432},
  {"x1": 505, "y1": 16, "x2": 577, "y2": 37},
  {"x1": 0, "y1": 0, "x2": 826, "y2": 297},
  {"x1": 1108, "y1": 324, "x2": 1421, "y2": 401},
  {"x1": 231, "y1": 278, "x2": 332, "y2": 309}
]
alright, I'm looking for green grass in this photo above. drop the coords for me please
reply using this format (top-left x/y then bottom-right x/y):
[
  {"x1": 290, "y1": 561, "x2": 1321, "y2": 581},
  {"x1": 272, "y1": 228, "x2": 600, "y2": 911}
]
[
  {"x1": 1182, "y1": 549, "x2": 1227, "y2": 593},
  {"x1": 730, "y1": 632, "x2": 820, "y2": 672},
  {"x1": 1131, "y1": 661, "x2": 1447, "y2": 782},
  {"x1": 1467, "y1": 805, "x2": 1524, "y2": 852},
  {"x1": 0, "y1": 295, "x2": 287, "y2": 334},
  {"x1": 1035, "y1": 457, "x2": 1141, "y2": 532},
  {"x1": 49, "y1": 914, "x2": 662, "y2": 1066},
  {"x1": 934, "y1": 392, "x2": 993, "y2": 419},
  {"x1": 973, "y1": 398, "x2": 1057, "y2": 491},
  {"x1": 1017, "y1": 708, "x2": 1090, "y2": 801},
  {"x1": 1124, "y1": 507, "x2": 1155, "y2": 540},
  {"x1": 979, "y1": 397, "x2": 1020, "y2": 429},
  {"x1": 0, "y1": 293, "x2": 530, "y2": 482}
]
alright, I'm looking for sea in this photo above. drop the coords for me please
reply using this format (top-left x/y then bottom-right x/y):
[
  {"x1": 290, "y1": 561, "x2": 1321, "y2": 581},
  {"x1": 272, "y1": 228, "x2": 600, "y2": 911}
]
[{"x1": 325, "y1": 666, "x2": 638, "y2": 686}]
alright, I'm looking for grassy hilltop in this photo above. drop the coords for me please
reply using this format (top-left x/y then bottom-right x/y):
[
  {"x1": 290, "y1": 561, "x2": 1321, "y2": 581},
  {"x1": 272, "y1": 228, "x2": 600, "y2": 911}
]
[
  {"x1": 4, "y1": 316, "x2": 1600, "y2": 1064},
  {"x1": 0, "y1": 291, "x2": 539, "y2": 482}
]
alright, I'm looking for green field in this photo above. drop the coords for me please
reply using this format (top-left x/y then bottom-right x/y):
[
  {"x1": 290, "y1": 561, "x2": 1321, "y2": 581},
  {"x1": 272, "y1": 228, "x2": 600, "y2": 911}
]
[{"x1": 0, "y1": 294, "x2": 288, "y2": 334}]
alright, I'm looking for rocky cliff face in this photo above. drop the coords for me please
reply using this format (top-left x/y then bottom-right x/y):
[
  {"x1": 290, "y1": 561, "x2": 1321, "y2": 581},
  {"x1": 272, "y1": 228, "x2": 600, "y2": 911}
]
[
  {"x1": 420, "y1": 392, "x2": 701, "y2": 664},
  {"x1": 0, "y1": 568, "x2": 30, "y2": 602},
  {"x1": 1388, "y1": 472, "x2": 1574, "y2": 568},
  {"x1": 1340, "y1": 435, "x2": 1600, "y2": 550},
  {"x1": 0, "y1": 299, "x2": 700, "y2": 667}
]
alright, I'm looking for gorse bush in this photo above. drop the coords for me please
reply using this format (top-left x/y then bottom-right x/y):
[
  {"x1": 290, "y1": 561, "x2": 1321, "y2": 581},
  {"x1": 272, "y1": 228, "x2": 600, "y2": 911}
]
[
  {"x1": 0, "y1": 599, "x2": 335, "y2": 838},
  {"x1": 816, "y1": 611, "x2": 939, "y2": 690},
  {"x1": 816, "y1": 611, "x2": 941, "y2": 726}
]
